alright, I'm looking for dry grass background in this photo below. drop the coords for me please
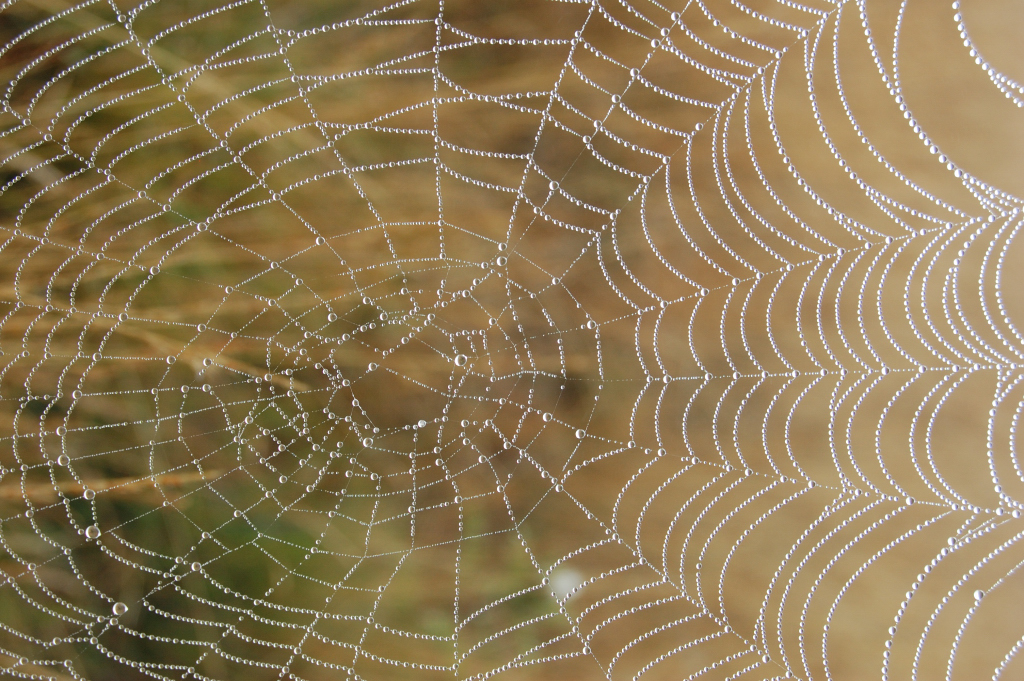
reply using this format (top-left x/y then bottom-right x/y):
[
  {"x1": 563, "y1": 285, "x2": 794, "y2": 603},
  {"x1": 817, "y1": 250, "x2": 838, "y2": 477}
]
[{"x1": 0, "y1": 0, "x2": 1022, "y2": 679}]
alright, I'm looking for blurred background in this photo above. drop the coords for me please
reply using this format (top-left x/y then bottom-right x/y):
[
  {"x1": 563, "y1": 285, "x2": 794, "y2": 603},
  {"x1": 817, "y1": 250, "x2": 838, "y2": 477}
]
[{"x1": 1, "y1": 0, "x2": 1022, "y2": 679}]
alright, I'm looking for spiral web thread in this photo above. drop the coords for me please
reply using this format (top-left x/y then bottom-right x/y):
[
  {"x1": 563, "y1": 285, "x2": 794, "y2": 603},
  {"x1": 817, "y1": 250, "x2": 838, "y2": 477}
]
[{"x1": 0, "y1": 0, "x2": 1022, "y2": 679}]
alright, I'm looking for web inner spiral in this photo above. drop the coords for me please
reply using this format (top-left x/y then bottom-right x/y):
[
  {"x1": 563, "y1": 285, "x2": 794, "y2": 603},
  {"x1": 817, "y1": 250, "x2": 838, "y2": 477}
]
[{"x1": 1, "y1": 0, "x2": 1023, "y2": 679}]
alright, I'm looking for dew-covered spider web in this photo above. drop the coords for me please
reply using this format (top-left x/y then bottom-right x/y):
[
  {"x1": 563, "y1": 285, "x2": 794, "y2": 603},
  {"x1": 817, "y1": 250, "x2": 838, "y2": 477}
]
[{"x1": 1, "y1": 0, "x2": 1023, "y2": 679}]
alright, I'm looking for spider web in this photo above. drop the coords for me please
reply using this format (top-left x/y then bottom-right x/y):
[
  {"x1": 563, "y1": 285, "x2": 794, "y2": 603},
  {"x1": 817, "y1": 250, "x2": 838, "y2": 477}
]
[{"x1": 0, "y1": 0, "x2": 1022, "y2": 679}]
